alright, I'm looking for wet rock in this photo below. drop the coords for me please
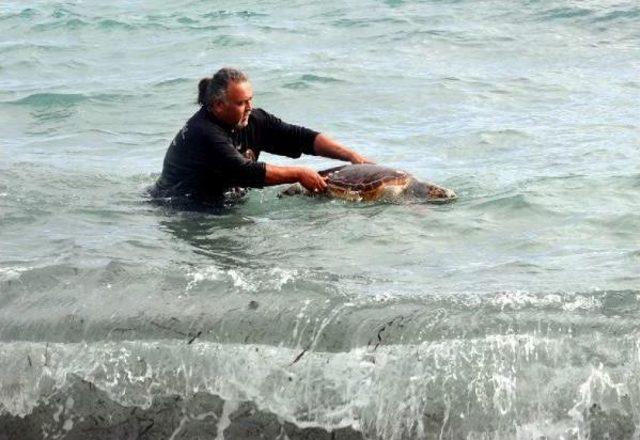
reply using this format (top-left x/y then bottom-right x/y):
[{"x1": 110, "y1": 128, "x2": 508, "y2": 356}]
[
  {"x1": 223, "y1": 401, "x2": 284, "y2": 439},
  {"x1": 0, "y1": 377, "x2": 364, "y2": 440},
  {"x1": 0, "y1": 379, "x2": 224, "y2": 440},
  {"x1": 284, "y1": 421, "x2": 332, "y2": 440},
  {"x1": 584, "y1": 402, "x2": 636, "y2": 440},
  {"x1": 283, "y1": 421, "x2": 363, "y2": 440},
  {"x1": 332, "y1": 426, "x2": 365, "y2": 440}
]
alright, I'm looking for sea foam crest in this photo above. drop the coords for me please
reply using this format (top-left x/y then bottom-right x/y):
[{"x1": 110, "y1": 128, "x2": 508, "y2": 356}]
[
  {"x1": 185, "y1": 265, "x2": 298, "y2": 293},
  {"x1": 491, "y1": 290, "x2": 602, "y2": 311},
  {"x1": 0, "y1": 266, "x2": 32, "y2": 282}
]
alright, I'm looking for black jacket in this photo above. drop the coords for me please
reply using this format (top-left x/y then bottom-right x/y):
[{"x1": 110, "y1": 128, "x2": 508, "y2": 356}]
[{"x1": 153, "y1": 107, "x2": 318, "y2": 203}]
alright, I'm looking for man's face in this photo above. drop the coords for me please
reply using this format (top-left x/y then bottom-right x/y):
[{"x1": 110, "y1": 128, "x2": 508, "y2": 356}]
[{"x1": 213, "y1": 81, "x2": 253, "y2": 128}]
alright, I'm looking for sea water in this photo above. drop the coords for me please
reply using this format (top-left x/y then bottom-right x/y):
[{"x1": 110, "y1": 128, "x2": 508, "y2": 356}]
[{"x1": 1, "y1": 0, "x2": 639, "y2": 438}]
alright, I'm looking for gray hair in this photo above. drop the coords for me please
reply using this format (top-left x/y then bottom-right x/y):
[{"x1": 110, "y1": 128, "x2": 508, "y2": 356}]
[{"x1": 198, "y1": 67, "x2": 248, "y2": 107}]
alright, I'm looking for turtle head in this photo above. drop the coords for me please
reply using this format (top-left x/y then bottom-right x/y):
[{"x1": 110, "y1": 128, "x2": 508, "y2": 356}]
[{"x1": 408, "y1": 181, "x2": 457, "y2": 203}]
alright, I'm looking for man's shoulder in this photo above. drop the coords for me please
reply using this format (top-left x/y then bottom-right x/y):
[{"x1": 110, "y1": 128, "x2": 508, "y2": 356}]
[
  {"x1": 248, "y1": 108, "x2": 283, "y2": 129},
  {"x1": 249, "y1": 108, "x2": 270, "y2": 121},
  {"x1": 189, "y1": 107, "x2": 227, "y2": 137}
]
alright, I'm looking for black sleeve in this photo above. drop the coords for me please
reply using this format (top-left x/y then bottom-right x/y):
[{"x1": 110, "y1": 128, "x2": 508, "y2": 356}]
[
  {"x1": 254, "y1": 109, "x2": 319, "y2": 158},
  {"x1": 203, "y1": 132, "x2": 267, "y2": 188}
]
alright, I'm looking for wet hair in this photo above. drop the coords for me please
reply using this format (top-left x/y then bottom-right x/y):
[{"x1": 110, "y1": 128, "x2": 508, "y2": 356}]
[{"x1": 197, "y1": 67, "x2": 248, "y2": 107}]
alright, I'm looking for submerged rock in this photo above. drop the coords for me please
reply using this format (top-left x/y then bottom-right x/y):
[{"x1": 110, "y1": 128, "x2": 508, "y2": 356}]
[{"x1": 0, "y1": 377, "x2": 364, "y2": 440}]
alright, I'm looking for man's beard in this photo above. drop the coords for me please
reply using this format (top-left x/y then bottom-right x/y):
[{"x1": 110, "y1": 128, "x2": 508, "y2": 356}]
[{"x1": 236, "y1": 113, "x2": 251, "y2": 128}]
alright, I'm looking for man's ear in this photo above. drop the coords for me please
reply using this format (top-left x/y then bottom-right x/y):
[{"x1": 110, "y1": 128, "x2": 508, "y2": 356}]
[{"x1": 210, "y1": 99, "x2": 222, "y2": 114}]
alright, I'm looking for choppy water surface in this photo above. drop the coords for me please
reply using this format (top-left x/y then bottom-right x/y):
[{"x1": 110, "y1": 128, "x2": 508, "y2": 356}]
[{"x1": 1, "y1": 0, "x2": 639, "y2": 438}]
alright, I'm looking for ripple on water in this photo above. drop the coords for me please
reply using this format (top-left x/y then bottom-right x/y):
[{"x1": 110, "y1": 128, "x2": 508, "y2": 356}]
[
  {"x1": 470, "y1": 192, "x2": 542, "y2": 213},
  {"x1": 200, "y1": 10, "x2": 268, "y2": 19},
  {"x1": 330, "y1": 16, "x2": 409, "y2": 29},
  {"x1": 31, "y1": 17, "x2": 89, "y2": 31},
  {"x1": 152, "y1": 77, "x2": 192, "y2": 88},
  {"x1": 206, "y1": 34, "x2": 257, "y2": 48},
  {"x1": 535, "y1": 6, "x2": 594, "y2": 22},
  {"x1": 0, "y1": 8, "x2": 39, "y2": 21},
  {"x1": 96, "y1": 19, "x2": 135, "y2": 31},
  {"x1": 591, "y1": 6, "x2": 640, "y2": 24},
  {"x1": 9, "y1": 93, "x2": 88, "y2": 107},
  {"x1": 281, "y1": 73, "x2": 347, "y2": 90}
]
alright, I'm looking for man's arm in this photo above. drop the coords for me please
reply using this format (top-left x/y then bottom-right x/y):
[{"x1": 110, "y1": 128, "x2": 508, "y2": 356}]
[
  {"x1": 254, "y1": 109, "x2": 372, "y2": 163},
  {"x1": 313, "y1": 133, "x2": 373, "y2": 164},
  {"x1": 264, "y1": 164, "x2": 327, "y2": 192}
]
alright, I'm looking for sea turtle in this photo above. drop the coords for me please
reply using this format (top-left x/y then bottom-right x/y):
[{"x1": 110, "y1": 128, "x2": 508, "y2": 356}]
[{"x1": 281, "y1": 164, "x2": 457, "y2": 203}]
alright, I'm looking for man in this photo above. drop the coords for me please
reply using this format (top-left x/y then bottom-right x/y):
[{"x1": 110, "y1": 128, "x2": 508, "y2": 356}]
[{"x1": 152, "y1": 67, "x2": 371, "y2": 207}]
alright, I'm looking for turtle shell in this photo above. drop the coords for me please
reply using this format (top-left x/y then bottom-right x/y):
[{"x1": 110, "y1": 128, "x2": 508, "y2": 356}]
[{"x1": 320, "y1": 164, "x2": 411, "y2": 201}]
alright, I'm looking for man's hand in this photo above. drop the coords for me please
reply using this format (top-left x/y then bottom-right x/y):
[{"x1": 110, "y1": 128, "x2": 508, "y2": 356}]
[
  {"x1": 297, "y1": 168, "x2": 327, "y2": 193},
  {"x1": 264, "y1": 164, "x2": 326, "y2": 193},
  {"x1": 349, "y1": 151, "x2": 374, "y2": 165},
  {"x1": 313, "y1": 133, "x2": 374, "y2": 165}
]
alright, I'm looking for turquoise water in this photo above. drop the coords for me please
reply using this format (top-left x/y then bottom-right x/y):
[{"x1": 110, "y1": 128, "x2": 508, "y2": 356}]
[{"x1": 1, "y1": 1, "x2": 639, "y2": 438}]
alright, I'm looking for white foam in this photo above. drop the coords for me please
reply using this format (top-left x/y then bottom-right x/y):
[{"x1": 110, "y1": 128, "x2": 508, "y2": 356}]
[
  {"x1": 491, "y1": 290, "x2": 601, "y2": 311},
  {"x1": 227, "y1": 269, "x2": 253, "y2": 291},
  {"x1": 215, "y1": 399, "x2": 240, "y2": 440},
  {"x1": 568, "y1": 363, "x2": 628, "y2": 427},
  {"x1": 0, "y1": 266, "x2": 31, "y2": 282},
  {"x1": 562, "y1": 295, "x2": 601, "y2": 311},
  {"x1": 185, "y1": 266, "x2": 222, "y2": 291},
  {"x1": 186, "y1": 265, "x2": 299, "y2": 293}
]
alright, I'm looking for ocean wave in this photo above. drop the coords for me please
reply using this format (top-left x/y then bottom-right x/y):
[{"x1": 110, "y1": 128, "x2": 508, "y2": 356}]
[
  {"x1": 31, "y1": 17, "x2": 89, "y2": 31},
  {"x1": 476, "y1": 128, "x2": 532, "y2": 146},
  {"x1": 330, "y1": 16, "x2": 410, "y2": 29},
  {"x1": 2, "y1": 260, "x2": 638, "y2": 351},
  {"x1": 0, "y1": 266, "x2": 32, "y2": 283},
  {"x1": 50, "y1": 7, "x2": 82, "y2": 20},
  {"x1": 5, "y1": 91, "x2": 146, "y2": 107},
  {"x1": 535, "y1": 6, "x2": 594, "y2": 21},
  {"x1": 206, "y1": 34, "x2": 257, "y2": 48},
  {"x1": 9, "y1": 92, "x2": 88, "y2": 107},
  {"x1": 532, "y1": 3, "x2": 640, "y2": 29},
  {"x1": 90, "y1": 92, "x2": 148, "y2": 103},
  {"x1": 1, "y1": 333, "x2": 639, "y2": 439},
  {"x1": 588, "y1": 213, "x2": 640, "y2": 236},
  {"x1": 256, "y1": 24, "x2": 305, "y2": 34},
  {"x1": 200, "y1": 10, "x2": 268, "y2": 19},
  {"x1": 0, "y1": 162, "x2": 123, "y2": 192},
  {"x1": 0, "y1": 8, "x2": 38, "y2": 21},
  {"x1": 185, "y1": 265, "x2": 298, "y2": 293},
  {"x1": 489, "y1": 289, "x2": 602, "y2": 312},
  {"x1": 300, "y1": 74, "x2": 346, "y2": 83},
  {"x1": 591, "y1": 6, "x2": 640, "y2": 24},
  {"x1": 152, "y1": 77, "x2": 192, "y2": 88},
  {"x1": 282, "y1": 81, "x2": 312, "y2": 90},
  {"x1": 282, "y1": 74, "x2": 347, "y2": 90},
  {"x1": 0, "y1": 41, "x2": 79, "y2": 56},
  {"x1": 469, "y1": 192, "x2": 540, "y2": 212},
  {"x1": 96, "y1": 18, "x2": 135, "y2": 31}
]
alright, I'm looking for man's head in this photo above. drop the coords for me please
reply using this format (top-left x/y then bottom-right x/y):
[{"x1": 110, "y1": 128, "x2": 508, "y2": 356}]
[{"x1": 198, "y1": 67, "x2": 253, "y2": 128}]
